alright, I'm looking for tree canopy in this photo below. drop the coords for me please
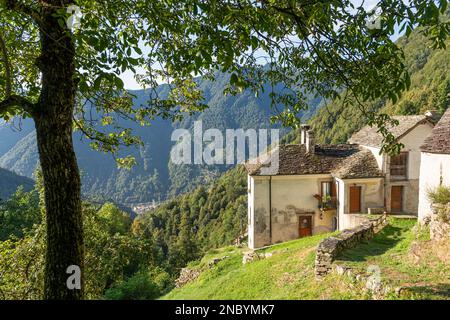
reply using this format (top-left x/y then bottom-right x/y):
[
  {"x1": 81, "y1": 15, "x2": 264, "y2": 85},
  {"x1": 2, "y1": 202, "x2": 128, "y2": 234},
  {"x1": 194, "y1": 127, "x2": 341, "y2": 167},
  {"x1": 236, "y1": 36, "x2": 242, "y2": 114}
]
[
  {"x1": 1, "y1": 1, "x2": 449, "y2": 155},
  {"x1": 0, "y1": 0, "x2": 448, "y2": 299}
]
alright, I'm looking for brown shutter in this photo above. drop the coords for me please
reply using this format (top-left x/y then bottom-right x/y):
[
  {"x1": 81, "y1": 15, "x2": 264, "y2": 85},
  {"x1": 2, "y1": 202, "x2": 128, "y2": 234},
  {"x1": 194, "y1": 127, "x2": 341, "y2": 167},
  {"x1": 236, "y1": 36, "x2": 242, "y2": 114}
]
[
  {"x1": 391, "y1": 186, "x2": 404, "y2": 212},
  {"x1": 390, "y1": 152, "x2": 408, "y2": 177},
  {"x1": 349, "y1": 186, "x2": 361, "y2": 213}
]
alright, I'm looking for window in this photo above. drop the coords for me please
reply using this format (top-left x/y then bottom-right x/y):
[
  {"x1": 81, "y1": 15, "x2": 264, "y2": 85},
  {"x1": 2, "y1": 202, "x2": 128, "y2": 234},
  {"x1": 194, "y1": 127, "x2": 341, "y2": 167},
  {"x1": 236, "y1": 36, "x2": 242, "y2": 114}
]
[
  {"x1": 321, "y1": 181, "x2": 336, "y2": 197},
  {"x1": 390, "y1": 152, "x2": 408, "y2": 178},
  {"x1": 321, "y1": 181, "x2": 337, "y2": 208}
]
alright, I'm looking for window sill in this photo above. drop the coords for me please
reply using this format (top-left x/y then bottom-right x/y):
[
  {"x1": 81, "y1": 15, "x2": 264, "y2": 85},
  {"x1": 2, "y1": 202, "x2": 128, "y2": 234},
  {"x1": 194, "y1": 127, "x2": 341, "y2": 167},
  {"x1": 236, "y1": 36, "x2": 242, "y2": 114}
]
[{"x1": 390, "y1": 176, "x2": 408, "y2": 181}]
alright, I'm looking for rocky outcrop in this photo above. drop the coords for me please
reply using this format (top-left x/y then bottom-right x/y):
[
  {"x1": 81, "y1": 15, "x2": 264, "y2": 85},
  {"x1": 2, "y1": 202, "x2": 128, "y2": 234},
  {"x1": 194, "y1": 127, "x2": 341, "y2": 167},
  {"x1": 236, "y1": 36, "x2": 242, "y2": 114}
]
[
  {"x1": 333, "y1": 264, "x2": 391, "y2": 299},
  {"x1": 207, "y1": 256, "x2": 229, "y2": 268},
  {"x1": 175, "y1": 268, "x2": 201, "y2": 288},
  {"x1": 242, "y1": 250, "x2": 277, "y2": 264},
  {"x1": 315, "y1": 214, "x2": 388, "y2": 278},
  {"x1": 176, "y1": 255, "x2": 231, "y2": 288},
  {"x1": 428, "y1": 204, "x2": 450, "y2": 240}
]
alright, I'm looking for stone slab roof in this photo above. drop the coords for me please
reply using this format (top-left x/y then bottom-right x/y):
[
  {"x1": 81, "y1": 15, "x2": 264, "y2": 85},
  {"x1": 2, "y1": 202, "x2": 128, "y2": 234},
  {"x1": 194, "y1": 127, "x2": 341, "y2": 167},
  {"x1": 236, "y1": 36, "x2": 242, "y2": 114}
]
[
  {"x1": 245, "y1": 144, "x2": 383, "y2": 179},
  {"x1": 331, "y1": 149, "x2": 383, "y2": 179},
  {"x1": 420, "y1": 108, "x2": 450, "y2": 154},
  {"x1": 348, "y1": 115, "x2": 431, "y2": 148}
]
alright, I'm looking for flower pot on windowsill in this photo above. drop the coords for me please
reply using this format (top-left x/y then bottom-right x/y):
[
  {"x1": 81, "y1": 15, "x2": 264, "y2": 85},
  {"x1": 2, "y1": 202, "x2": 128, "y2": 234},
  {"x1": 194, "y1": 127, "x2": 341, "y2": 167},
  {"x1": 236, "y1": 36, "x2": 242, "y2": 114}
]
[{"x1": 313, "y1": 194, "x2": 322, "y2": 201}]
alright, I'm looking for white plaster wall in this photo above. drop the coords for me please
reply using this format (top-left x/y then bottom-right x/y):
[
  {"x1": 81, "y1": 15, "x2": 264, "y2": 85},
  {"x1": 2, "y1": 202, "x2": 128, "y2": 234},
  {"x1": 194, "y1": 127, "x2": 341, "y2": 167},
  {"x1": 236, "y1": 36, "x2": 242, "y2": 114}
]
[
  {"x1": 418, "y1": 152, "x2": 450, "y2": 221},
  {"x1": 337, "y1": 178, "x2": 384, "y2": 230},
  {"x1": 250, "y1": 176, "x2": 271, "y2": 248},
  {"x1": 364, "y1": 146, "x2": 384, "y2": 170},
  {"x1": 336, "y1": 178, "x2": 346, "y2": 230},
  {"x1": 247, "y1": 175, "x2": 254, "y2": 248},
  {"x1": 270, "y1": 175, "x2": 326, "y2": 213},
  {"x1": 398, "y1": 123, "x2": 433, "y2": 180}
]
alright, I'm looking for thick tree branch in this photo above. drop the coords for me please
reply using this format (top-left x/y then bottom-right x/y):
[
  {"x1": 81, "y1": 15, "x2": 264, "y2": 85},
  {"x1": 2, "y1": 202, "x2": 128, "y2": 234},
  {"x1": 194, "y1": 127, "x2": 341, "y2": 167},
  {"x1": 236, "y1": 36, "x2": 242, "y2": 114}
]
[
  {"x1": 0, "y1": 31, "x2": 12, "y2": 97},
  {"x1": 0, "y1": 94, "x2": 35, "y2": 114}
]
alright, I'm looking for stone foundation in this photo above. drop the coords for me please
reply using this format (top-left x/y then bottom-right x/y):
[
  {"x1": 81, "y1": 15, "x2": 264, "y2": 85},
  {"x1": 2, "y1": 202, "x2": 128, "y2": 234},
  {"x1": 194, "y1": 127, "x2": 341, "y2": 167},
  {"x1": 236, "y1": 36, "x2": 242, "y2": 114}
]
[
  {"x1": 315, "y1": 214, "x2": 388, "y2": 278},
  {"x1": 429, "y1": 204, "x2": 450, "y2": 240}
]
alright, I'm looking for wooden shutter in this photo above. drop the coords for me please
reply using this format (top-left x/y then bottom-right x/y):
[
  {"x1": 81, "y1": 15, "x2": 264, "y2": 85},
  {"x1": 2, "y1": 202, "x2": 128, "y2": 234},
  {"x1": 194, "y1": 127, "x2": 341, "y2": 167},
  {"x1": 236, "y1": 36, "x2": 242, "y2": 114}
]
[
  {"x1": 390, "y1": 152, "x2": 408, "y2": 177},
  {"x1": 391, "y1": 186, "x2": 403, "y2": 212},
  {"x1": 349, "y1": 186, "x2": 361, "y2": 213}
]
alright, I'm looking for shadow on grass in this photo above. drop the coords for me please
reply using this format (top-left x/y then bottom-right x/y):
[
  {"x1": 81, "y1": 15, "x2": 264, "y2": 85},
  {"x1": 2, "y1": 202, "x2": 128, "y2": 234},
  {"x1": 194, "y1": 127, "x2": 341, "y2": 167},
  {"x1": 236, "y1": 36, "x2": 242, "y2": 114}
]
[
  {"x1": 402, "y1": 283, "x2": 450, "y2": 299},
  {"x1": 337, "y1": 224, "x2": 405, "y2": 262}
]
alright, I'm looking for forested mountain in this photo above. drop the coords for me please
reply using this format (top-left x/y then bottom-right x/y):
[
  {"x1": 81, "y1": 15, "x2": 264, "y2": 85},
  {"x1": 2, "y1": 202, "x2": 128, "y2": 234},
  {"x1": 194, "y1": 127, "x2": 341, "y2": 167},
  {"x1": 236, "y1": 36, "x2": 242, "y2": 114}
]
[
  {"x1": 133, "y1": 166, "x2": 247, "y2": 267},
  {"x1": 0, "y1": 168, "x2": 34, "y2": 201},
  {"x1": 0, "y1": 72, "x2": 322, "y2": 204}
]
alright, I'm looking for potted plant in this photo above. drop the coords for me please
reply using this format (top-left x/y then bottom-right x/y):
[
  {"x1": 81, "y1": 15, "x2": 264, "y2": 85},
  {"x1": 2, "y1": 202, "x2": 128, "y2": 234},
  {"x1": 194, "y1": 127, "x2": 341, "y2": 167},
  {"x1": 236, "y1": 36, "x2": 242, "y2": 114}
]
[{"x1": 313, "y1": 194, "x2": 333, "y2": 210}]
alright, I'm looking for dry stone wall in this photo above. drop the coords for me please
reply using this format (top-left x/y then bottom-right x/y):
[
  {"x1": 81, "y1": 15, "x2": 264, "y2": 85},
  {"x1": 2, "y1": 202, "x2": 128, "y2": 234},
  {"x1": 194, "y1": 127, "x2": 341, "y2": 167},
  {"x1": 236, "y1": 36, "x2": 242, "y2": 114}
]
[
  {"x1": 428, "y1": 203, "x2": 450, "y2": 240},
  {"x1": 315, "y1": 214, "x2": 388, "y2": 278},
  {"x1": 175, "y1": 255, "x2": 230, "y2": 288}
]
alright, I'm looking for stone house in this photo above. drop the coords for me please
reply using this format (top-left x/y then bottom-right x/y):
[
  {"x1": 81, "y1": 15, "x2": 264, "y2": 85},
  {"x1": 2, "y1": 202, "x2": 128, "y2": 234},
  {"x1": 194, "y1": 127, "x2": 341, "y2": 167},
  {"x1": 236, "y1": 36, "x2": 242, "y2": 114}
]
[
  {"x1": 418, "y1": 108, "x2": 450, "y2": 222},
  {"x1": 245, "y1": 113, "x2": 435, "y2": 249},
  {"x1": 348, "y1": 114, "x2": 435, "y2": 221}
]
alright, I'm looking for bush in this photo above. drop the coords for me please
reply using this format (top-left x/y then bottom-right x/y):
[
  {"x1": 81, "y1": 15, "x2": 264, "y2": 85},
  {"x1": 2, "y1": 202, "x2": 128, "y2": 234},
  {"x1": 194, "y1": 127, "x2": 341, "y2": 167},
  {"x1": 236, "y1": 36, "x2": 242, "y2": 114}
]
[
  {"x1": 427, "y1": 185, "x2": 450, "y2": 205},
  {"x1": 104, "y1": 267, "x2": 172, "y2": 300}
]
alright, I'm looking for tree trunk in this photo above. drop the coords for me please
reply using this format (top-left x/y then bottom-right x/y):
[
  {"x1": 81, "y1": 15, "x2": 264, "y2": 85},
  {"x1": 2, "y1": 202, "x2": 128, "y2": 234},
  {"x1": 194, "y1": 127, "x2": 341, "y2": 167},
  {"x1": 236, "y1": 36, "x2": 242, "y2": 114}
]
[{"x1": 33, "y1": 1, "x2": 84, "y2": 299}]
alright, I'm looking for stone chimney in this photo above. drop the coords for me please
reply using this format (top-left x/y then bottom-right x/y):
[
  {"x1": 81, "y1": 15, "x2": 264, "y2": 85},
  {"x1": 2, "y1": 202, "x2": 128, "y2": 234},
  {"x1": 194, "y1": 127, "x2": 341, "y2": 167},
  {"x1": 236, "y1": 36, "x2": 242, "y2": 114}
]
[
  {"x1": 306, "y1": 129, "x2": 315, "y2": 154},
  {"x1": 300, "y1": 124, "x2": 310, "y2": 145},
  {"x1": 424, "y1": 110, "x2": 440, "y2": 124}
]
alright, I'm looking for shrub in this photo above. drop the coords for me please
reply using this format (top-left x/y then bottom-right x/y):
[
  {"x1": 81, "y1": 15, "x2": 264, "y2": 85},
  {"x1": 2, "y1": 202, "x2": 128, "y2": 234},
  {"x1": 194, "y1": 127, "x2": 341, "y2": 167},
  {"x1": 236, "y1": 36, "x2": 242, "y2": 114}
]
[
  {"x1": 427, "y1": 185, "x2": 450, "y2": 205},
  {"x1": 104, "y1": 271, "x2": 159, "y2": 300},
  {"x1": 104, "y1": 267, "x2": 172, "y2": 300}
]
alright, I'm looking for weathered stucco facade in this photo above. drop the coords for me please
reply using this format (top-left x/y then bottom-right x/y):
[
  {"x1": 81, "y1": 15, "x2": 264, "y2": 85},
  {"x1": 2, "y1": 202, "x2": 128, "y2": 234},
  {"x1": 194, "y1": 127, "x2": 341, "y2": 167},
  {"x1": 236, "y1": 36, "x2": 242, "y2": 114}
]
[
  {"x1": 386, "y1": 122, "x2": 432, "y2": 213},
  {"x1": 248, "y1": 175, "x2": 336, "y2": 249}
]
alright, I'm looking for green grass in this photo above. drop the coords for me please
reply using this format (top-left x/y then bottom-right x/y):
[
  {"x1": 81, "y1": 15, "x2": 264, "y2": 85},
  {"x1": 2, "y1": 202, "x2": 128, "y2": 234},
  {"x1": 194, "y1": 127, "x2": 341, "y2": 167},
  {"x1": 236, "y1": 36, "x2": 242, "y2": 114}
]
[
  {"x1": 336, "y1": 218, "x2": 450, "y2": 299},
  {"x1": 163, "y1": 218, "x2": 449, "y2": 300}
]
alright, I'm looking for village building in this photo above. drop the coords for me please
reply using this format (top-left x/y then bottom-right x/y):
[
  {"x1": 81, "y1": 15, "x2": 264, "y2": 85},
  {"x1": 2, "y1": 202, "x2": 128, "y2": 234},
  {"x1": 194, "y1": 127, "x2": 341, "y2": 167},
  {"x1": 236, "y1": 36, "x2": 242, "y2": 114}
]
[
  {"x1": 418, "y1": 108, "x2": 450, "y2": 222},
  {"x1": 245, "y1": 113, "x2": 436, "y2": 249}
]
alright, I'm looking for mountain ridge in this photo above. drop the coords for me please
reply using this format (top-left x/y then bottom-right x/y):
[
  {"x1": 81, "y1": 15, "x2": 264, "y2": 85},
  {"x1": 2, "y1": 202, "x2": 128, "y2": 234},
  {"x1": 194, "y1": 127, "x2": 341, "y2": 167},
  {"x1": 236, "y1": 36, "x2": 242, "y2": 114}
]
[
  {"x1": 0, "y1": 167, "x2": 34, "y2": 201},
  {"x1": 0, "y1": 72, "x2": 323, "y2": 204}
]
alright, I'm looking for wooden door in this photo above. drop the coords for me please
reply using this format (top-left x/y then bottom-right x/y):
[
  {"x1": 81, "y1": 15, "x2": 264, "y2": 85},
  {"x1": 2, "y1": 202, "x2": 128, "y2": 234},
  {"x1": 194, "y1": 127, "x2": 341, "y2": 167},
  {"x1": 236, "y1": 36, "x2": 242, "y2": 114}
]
[
  {"x1": 298, "y1": 216, "x2": 312, "y2": 238},
  {"x1": 391, "y1": 186, "x2": 403, "y2": 213},
  {"x1": 349, "y1": 186, "x2": 361, "y2": 213}
]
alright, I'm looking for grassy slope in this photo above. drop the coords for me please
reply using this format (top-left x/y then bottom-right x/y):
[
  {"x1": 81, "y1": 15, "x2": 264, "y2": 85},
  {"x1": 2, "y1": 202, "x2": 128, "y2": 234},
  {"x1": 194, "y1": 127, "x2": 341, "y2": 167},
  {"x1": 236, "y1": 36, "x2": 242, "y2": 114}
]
[{"x1": 163, "y1": 218, "x2": 449, "y2": 300}]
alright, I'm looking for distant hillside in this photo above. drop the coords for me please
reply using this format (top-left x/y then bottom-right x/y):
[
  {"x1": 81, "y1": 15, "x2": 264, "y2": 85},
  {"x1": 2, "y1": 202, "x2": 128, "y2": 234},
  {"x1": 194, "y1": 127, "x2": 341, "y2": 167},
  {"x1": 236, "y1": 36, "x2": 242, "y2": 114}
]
[
  {"x1": 0, "y1": 72, "x2": 322, "y2": 205},
  {"x1": 133, "y1": 166, "x2": 247, "y2": 271},
  {"x1": 0, "y1": 168, "x2": 34, "y2": 201},
  {"x1": 0, "y1": 120, "x2": 34, "y2": 157}
]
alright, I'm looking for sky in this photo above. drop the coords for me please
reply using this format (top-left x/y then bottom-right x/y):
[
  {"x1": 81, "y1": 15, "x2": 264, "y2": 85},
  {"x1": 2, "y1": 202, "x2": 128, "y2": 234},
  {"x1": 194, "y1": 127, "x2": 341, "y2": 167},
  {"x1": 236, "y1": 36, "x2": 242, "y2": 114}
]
[{"x1": 120, "y1": 0, "x2": 400, "y2": 90}]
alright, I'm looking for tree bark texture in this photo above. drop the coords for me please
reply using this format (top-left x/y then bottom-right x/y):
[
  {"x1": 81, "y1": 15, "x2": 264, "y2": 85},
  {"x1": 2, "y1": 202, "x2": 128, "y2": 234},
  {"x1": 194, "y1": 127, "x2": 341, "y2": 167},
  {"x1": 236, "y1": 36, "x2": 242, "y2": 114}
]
[{"x1": 33, "y1": 0, "x2": 84, "y2": 300}]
